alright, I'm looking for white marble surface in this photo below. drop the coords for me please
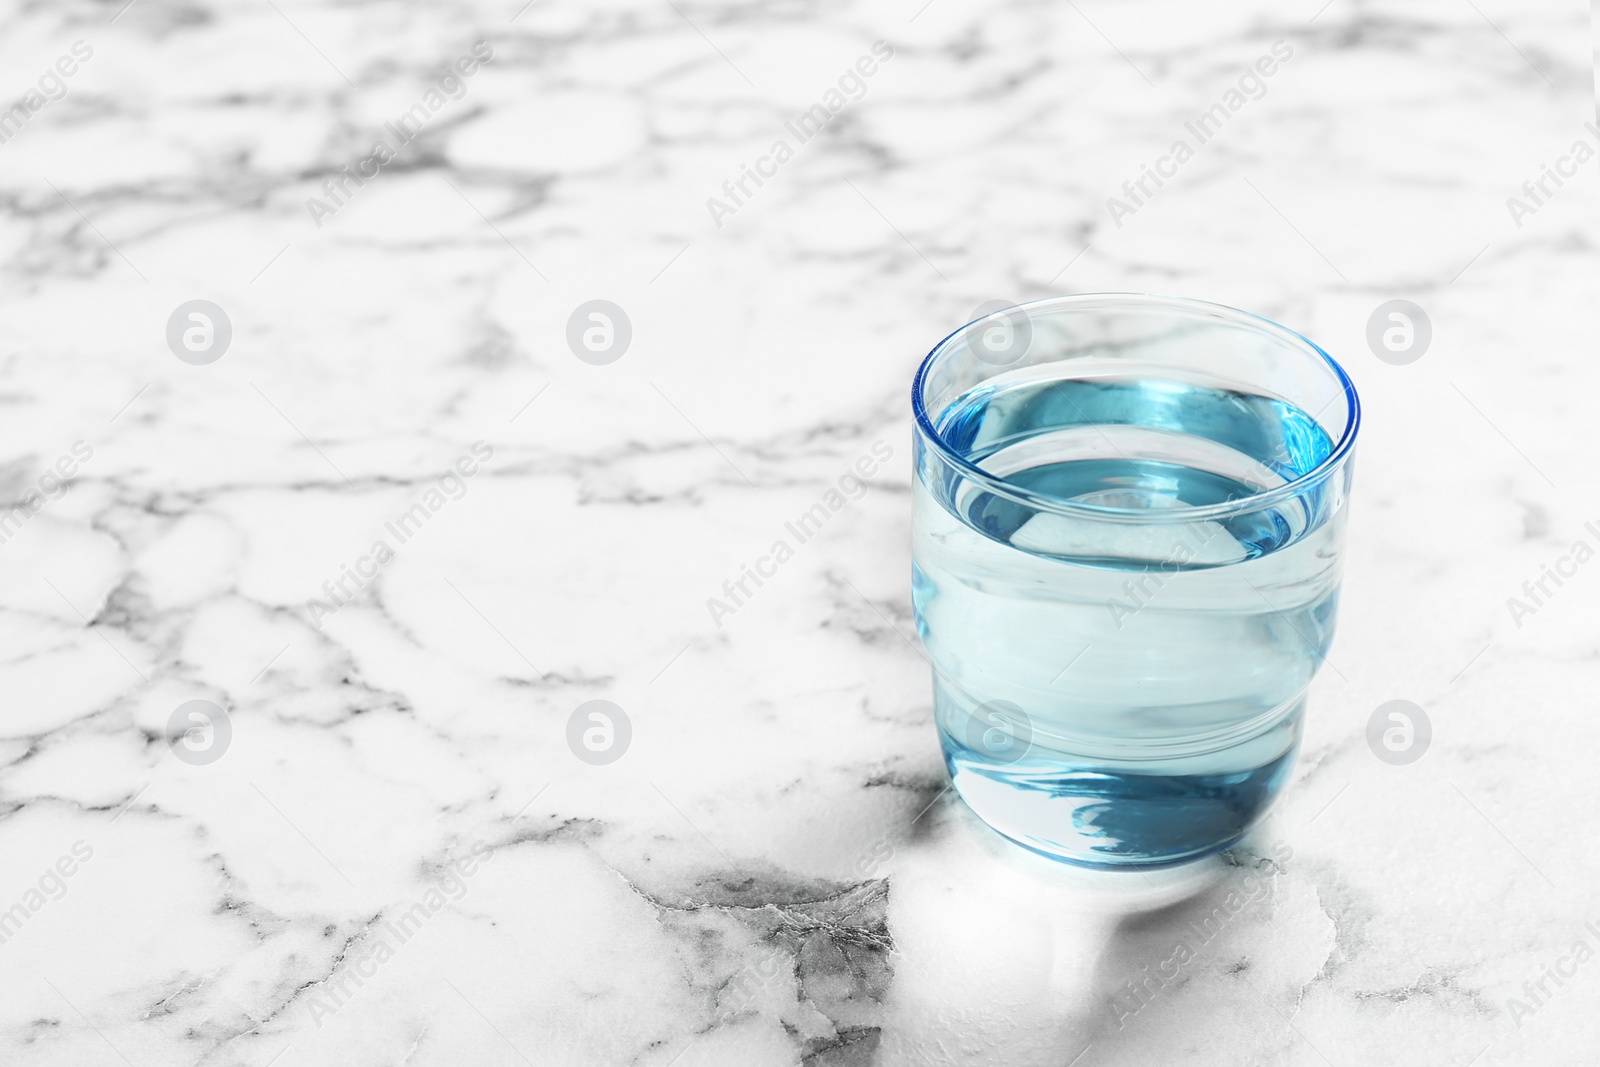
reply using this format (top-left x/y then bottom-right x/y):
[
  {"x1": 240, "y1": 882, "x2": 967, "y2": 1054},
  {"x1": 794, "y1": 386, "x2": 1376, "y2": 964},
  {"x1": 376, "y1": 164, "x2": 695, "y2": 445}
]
[{"x1": 0, "y1": 0, "x2": 1596, "y2": 1064}]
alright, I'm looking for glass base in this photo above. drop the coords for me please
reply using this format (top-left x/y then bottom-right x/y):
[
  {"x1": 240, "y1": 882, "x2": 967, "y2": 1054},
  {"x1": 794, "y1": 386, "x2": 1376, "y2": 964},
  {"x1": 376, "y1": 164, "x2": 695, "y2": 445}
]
[{"x1": 939, "y1": 727, "x2": 1299, "y2": 869}]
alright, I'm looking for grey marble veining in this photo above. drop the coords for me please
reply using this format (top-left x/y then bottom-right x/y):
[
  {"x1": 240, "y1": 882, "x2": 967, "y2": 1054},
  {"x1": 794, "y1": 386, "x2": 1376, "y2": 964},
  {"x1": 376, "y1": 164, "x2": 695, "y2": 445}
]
[{"x1": 0, "y1": 0, "x2": 1595, "y2": 1064}]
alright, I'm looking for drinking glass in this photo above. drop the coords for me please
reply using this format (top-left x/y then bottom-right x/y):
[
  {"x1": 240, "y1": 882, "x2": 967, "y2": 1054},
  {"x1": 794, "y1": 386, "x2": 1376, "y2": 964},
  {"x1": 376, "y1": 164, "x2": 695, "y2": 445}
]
[{"x1": 911, "y1": 294, "x2": 1360, "y2": 868}]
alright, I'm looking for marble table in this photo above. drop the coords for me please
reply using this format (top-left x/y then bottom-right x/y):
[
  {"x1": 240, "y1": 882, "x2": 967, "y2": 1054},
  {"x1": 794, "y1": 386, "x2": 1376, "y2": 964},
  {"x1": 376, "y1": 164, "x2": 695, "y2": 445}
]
[{"x1": 0, "y1": 0, "x2": 1595, "y2": 1063}]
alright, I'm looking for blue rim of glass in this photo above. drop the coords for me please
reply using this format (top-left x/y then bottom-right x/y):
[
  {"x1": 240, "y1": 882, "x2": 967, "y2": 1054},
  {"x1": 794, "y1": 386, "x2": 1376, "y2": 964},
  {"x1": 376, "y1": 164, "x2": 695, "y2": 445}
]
[{"x1": 911, "y1": 293, "x2": 1362, "y2": 523}]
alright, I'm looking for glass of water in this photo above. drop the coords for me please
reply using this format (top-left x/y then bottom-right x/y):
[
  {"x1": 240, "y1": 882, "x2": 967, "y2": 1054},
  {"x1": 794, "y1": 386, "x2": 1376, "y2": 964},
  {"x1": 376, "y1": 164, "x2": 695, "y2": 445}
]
[{"x1": 911, "y1": 294, "x2": 1359, "y2": 868}]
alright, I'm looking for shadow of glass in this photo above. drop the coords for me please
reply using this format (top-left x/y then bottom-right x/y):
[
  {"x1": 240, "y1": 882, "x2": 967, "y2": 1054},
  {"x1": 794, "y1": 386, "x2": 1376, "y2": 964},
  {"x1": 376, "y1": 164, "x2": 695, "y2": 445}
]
[{"x1": 876, "y1": 788, "x2": 1293, "y2": 1064}]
